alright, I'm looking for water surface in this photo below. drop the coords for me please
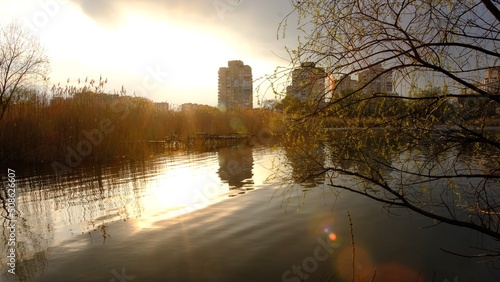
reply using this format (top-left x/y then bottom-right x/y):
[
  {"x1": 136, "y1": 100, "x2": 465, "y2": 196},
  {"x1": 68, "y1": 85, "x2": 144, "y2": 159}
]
[{"x1": 1, "y1": 145, "x2": 498, "y2": 281}]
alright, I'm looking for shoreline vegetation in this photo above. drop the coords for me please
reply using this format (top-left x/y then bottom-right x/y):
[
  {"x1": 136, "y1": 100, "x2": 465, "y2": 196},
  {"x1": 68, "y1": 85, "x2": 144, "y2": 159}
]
[
  {"x1": 1, "y1": 81, "x2": 499, "y2": 170},
  {"x1": 0, "y1": 82, "x2": 281, "y2": 169}
]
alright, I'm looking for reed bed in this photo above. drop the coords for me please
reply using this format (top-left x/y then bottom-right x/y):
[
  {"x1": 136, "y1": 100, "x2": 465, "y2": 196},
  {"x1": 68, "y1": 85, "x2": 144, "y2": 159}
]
[{"x1": 0, "y1": 87, "x2": 281, "y2": 167}]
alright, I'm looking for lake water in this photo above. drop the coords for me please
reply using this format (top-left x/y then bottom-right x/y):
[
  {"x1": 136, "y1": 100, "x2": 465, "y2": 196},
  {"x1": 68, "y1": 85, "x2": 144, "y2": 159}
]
[{"x1": 1, "y1": 145, "x2": 499, "y2": 281}]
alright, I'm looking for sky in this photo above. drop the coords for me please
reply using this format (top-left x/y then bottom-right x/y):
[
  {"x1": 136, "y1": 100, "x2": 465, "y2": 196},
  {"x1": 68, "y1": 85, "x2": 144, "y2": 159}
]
[{"x1": 0, "y1": 0, "x2": 300, "y2": 106}]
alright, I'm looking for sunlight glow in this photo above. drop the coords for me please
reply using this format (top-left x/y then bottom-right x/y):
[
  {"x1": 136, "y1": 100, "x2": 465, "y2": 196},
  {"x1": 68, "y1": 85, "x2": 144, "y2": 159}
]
[
  {"x1": 0, "y1": 1, "x2": 286, "y2": 105},
  {"x1": 130, "y1": 162, "x2": 229, "y2": 231},
  {"x1": 41, "y1": 9, "x2": 245, "y2": 104},
  {"x1": 152, "y1": 168, "x2": 199, "y2": 209}
]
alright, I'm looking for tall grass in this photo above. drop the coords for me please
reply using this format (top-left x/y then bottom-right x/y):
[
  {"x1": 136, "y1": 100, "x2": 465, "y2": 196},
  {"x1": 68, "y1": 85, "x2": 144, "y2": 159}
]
[{"x1": 0, "y1": 83, "x2": 281, "y2": 166}]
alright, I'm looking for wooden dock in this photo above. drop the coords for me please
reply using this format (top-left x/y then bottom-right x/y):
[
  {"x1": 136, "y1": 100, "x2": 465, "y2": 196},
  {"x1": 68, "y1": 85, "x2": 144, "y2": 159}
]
[
  {"x1": 186, "y1": 134, "x2": 252, "y2": 150},
  {"x1": 133, "y1": 134, "x2": 253, "y2": 151}
]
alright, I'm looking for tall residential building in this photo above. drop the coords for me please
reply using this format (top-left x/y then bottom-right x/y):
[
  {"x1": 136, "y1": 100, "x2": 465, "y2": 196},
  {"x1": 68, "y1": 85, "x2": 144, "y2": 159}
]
[
  {"x1": 330, "y1": 65, "x2": 394, "y2": 115},
  {"x1": 218, "y1": 60, "x2": 253, "y2": 110},
  {"x1": 481, "y1": 66, "x2": 500, "y2": 94},
  {"x1": 332, "y1": 73, "x2": 359, "y2": 95},
  {"x1": 357, "y1": 64, "x2": 393, "y2": 94},
  {"x1": 286, "y1": 62, "x2": 327, "y2": 102}
]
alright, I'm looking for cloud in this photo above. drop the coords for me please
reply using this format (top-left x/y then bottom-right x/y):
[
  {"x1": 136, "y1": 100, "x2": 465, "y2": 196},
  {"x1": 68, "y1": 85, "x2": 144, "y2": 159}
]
[
  {"x1": 68, "y1": 0, "x2": 220, "y2": 25},
  {"x1": 67, "y1": 0, "x2": 298, "y2": 64},
  {"x1": 69, "y1": 0, "x2": 122, "y2": 25},
  {"x1": 68, "y1": 0, "x2": 296, "y2": 38}
]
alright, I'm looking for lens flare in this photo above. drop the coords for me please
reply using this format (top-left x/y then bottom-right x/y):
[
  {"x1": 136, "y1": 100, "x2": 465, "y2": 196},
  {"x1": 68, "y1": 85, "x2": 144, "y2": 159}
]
[
  {"x1": 328, "y1": 233, "x2": 337, "y2": 241},
  {"x1": 323, "y1": 226, "x2": 331, "y2": 234}
]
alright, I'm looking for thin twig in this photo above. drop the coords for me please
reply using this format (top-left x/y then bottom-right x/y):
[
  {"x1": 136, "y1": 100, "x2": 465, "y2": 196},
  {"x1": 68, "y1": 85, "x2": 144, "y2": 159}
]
[
  {"x1": 348, "y1": 211, "x2": 355, "y2": 282},
  {"x1": 371, "y1": 269, "x2": 377, "y2": 282},
  {"x1": 440, "y1": 248, "x2": 500, "y2": 259}
]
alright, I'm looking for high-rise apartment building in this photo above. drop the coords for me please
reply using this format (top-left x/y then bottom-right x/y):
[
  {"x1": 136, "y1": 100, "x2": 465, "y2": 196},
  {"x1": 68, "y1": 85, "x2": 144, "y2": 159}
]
[
  {"x1": 481, "y1": 66, "x2": 500, "y2": 94},
  {"x1": 286, "y1": 62, "x2": 327, "y2": 102},
  {"x1": 331, "y1": 73, "x2": 359, "y2": 95},
  {"x1": 330, "y1": 65, "x2": 394, "y2": 114},
  {"x1": 332, "y1": 65, "x2": 393, "y2": 96},
  {"x1": 357, "y1": 64, "x2": 393, "y2": 94},
  {"x1": 218, "y1": 60, "x2": 253, "y2": 110}
]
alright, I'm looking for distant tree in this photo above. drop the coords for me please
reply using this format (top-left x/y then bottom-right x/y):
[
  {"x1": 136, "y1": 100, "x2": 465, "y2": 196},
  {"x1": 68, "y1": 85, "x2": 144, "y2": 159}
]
[
  {"x1": 274, "y1": 0, "x2": 500, "y2": 259},
  {"x1": 0, "y1": 22, "x2": 49, "y2": 120}
]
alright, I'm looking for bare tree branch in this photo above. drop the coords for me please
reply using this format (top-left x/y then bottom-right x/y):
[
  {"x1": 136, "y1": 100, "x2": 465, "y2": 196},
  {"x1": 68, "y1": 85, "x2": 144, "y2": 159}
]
[{"x1": 0, "y1": 22, "x2": 49, "y2": 121}]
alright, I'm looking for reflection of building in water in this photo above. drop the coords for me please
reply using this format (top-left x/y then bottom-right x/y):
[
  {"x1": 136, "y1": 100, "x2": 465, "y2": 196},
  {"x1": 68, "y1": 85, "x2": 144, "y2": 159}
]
[
  {"x1": 217, "y1": 146, "x2": 254, "y2": 188},
  {"x1": 284, "y1": 145, "x2": 326, "y2": 187}
]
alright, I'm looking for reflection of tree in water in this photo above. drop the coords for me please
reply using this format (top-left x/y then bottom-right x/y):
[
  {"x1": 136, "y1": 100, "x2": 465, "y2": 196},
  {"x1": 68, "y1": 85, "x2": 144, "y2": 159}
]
[
  {"x1": 217, "y1": 146, "x2": 254, "y2": 189},
  {"x1": 307, "y1": 128, "x2": 500, "y2": 241},
  {"x1": 323, "y1": 130, "x2": 397, "y2": 180},
  {"x1": 0, "y1": 160, "x2": 155, "y2": 281},
  {"x1": 1, "y1": 175, "x2": 51, "y2": 282},
  {"x1": 283, "y1": 144, "x2": 326, "y2": 188}
]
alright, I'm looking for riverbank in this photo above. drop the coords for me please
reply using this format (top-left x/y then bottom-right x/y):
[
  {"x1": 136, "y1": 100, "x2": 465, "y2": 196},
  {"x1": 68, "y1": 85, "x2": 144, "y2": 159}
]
[{"x1": 0, "y1": 92, "x2": 281, "y2": 168}]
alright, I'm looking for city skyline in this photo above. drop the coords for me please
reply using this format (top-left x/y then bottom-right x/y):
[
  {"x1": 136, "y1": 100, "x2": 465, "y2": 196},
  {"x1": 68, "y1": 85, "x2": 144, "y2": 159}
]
[
  {"x1": 1, "y1": 1, "x2": 496, "y2": 109},
  {"x1": 0, "y1": 0, "x2": 300, "y2": 107}
]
